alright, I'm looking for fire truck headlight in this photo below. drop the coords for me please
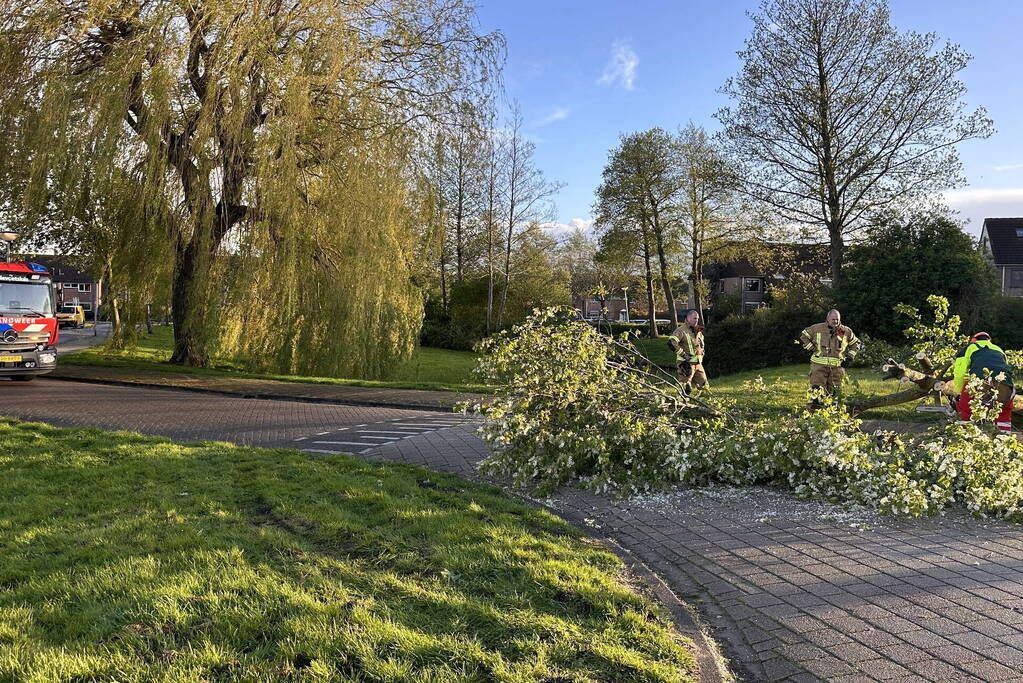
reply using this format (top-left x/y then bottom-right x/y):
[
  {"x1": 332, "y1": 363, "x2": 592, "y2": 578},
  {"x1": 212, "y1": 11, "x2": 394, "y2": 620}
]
[{"x1": 39, "y1": 352, "x2": 56, "y2": 365}]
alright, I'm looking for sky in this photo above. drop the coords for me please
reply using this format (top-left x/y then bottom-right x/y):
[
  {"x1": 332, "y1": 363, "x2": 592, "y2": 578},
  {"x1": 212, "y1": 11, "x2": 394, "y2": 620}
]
[{"x1": 474, "y1": 0, "x2": 1023, "y2": 237}]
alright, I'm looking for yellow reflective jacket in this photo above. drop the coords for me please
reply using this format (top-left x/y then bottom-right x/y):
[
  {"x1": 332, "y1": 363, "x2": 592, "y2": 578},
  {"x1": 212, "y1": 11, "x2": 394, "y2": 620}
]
[
  {"x1": 952, "y1": 340, "x2": 1012, "y2": 393},
  {"x1": 669, "y1": 324, "x2": 705, "y2": 364},
  {"x1": 800, "y1": 322, "x2": 861, "y2": 367}
]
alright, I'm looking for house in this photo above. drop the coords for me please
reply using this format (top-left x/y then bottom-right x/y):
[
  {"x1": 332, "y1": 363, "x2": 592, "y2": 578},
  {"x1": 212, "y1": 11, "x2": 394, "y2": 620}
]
[
  {"x1": 704, "y1": 243, "x2": 831, "y2": 313},
  {"x1": 23, "y1": 255, "x2": 103, "y2": 316},
  {"x1": 978, "y1": 218, "x2": 1023, "y2": 296}
]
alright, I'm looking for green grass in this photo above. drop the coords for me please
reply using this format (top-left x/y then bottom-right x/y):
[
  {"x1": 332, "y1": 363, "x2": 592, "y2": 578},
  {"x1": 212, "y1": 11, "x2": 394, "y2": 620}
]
[
  {"x1": 0, "y1": 418, "x2": 697, "y2": 681},
  {"x1": 63, "y1": 325, "x2": 487, "y2": 393},
  {"x1": 633, "y1": 338, "x2": 943, "y2": 423},
  {"x1": 710, "y1": 364, "x2": 939, "y2": 423}
]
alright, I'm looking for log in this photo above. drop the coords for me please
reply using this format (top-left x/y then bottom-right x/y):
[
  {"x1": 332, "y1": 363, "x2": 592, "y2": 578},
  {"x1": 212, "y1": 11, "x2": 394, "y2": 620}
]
[{"x1": 916, "y1": 352, "x2": 934, "y2": 373}]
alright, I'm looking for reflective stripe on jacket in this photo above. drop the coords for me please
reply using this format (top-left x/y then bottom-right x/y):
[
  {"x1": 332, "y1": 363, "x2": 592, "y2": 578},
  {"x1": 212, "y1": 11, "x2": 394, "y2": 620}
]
[
  {"x1": 952, "y1": 340, "x2": 1013, "y2": 393},
  {"x1": 799, "y1": 322, "x2": 861, "y2": 365},
  {"x1": 669, "y1": 324, "x2": 704, "y2": 363}
]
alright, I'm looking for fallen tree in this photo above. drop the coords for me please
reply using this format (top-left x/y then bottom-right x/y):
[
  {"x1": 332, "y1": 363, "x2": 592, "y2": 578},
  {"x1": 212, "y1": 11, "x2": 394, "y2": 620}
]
[
  {"x1": 850, "y1": 296, "x2": 1023, "y2": 416},
  {"x1": 466, "y1": 305, "x2": 1023, "y2": 519}
]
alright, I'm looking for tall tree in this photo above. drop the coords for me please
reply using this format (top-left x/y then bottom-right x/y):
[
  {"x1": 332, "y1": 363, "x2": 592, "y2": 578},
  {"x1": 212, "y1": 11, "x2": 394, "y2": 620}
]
[
  {"x1": 495, "y1": 103, "x2": 562, "y2": 326},
  {"x1": 594, "y1": 129, "x2": 684, "y2": 332},
  {"x1": 5, "y1": 0, "x2": 501, "y2": 375},
  {"x1": 676, "y1": 124, "x2": 753, "y2": 320},
  {"x1": 717, "y1": 0, "x2": 993, "y2": 283}
]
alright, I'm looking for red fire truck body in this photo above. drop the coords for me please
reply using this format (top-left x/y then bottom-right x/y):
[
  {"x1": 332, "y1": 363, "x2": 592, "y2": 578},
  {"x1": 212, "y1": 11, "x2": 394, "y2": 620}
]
[{"x1": 0, "y1": 262, "x2": 59, "y2": 381}]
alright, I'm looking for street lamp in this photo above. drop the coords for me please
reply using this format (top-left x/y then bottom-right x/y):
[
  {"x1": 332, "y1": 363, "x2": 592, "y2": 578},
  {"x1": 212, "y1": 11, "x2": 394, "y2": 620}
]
[
  {"x1": 0, "y1": 231, "x2": 18, "y2": 263},
  {"x1": 621, "y1": 286, "x2": 630, "y2": 323}
]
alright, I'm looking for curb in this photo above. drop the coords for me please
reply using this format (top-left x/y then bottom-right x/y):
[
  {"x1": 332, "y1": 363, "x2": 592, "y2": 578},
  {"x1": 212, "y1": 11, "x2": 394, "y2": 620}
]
[
  {"x1": 526, "y1": 499, "x2": 731, "y2": 683},
  {"x1": 599, "y1": 536, "x2": 732, "y2": 683},
  {"x1": 46, "y1": 374, "x2": 464, "y2": 414}
]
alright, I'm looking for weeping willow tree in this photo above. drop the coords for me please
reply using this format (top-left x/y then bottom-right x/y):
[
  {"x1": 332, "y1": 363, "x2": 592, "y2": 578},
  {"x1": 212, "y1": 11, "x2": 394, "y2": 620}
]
[{"x1": 1, "y1": 0, "x2": 501, "y2": 375}]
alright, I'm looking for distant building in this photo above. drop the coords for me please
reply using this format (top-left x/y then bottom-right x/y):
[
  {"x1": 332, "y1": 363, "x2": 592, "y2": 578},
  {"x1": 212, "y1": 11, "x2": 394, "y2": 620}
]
[
  {"x1": 23, "y1": 255, "x2": 102, "y2": 314},
  {"x1": 704, "y1": 243, "x2": 830, "y2": 313},
  {"x1": 979, "y1": 218, "x2": 1023, "y2": 296}
]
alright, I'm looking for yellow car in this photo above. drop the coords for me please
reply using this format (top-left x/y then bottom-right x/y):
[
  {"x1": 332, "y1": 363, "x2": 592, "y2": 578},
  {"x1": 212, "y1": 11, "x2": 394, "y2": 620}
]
[{"x1": 56, "y1": 304, "x2": 85, "y2": 328}]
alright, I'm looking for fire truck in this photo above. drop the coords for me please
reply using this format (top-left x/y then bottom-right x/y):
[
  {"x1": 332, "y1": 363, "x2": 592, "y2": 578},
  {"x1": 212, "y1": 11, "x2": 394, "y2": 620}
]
[{"x1": 0, "y1": 261, "x2": 59, "y2": 381}]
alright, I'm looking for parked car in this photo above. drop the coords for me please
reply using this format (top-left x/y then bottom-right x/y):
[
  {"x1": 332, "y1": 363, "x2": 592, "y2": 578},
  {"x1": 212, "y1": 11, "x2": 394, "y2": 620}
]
[{"x1": 56, "y1": 304, "x2": 85, "y2": 328}]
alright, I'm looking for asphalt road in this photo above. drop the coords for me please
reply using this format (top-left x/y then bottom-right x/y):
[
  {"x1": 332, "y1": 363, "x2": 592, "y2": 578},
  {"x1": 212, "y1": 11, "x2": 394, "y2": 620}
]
[{"x1": 0, "y1": 377, "x2": 463, "y2": 450}]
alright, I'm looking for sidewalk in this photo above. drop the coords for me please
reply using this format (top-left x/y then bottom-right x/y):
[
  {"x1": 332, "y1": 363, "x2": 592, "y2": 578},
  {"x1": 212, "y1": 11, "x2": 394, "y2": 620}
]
[{"x1": 50, "y1": 364, "x2": 483, "y2": 412}]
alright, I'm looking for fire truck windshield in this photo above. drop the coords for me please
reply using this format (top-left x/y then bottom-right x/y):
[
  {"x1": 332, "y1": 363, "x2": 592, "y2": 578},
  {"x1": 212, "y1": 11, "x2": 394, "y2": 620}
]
[{"x1": 0, "y1": 281, "x2": 53, "y2": 316}]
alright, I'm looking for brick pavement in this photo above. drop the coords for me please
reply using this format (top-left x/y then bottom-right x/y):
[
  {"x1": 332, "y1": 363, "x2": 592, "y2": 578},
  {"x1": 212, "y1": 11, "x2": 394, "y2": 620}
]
[
  {"x1": 369, "y1": 427, "x2": 1023, "y2": 682},
  {"x1": 9, "y1": 379, "x2": 1023, "y2": 681}
]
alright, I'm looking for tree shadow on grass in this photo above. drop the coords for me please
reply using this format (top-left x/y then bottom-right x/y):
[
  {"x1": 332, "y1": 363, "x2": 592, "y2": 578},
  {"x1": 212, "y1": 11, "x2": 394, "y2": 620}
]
[{"x1": 0, "y1": 419, "x2": 696, "y2": 682}]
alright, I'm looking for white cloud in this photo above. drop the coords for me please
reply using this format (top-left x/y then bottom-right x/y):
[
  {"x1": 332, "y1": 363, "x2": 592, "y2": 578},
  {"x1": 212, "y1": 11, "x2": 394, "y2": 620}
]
[
  {"x1": 535, "y1": 106, "x2": 570, "y2": 127},
  {"x1": 943, "y1": 187, "x2": 1023, "y2": 235},
  {"x1": 542, "y1": 217, "x2": 594, "y2": 237},
  {"x1": 598, "y1": 40, "x2": 638, "y2": 91},
  {"x1": 993, "y1": 163, "x2": 1023, "y2": 172}
]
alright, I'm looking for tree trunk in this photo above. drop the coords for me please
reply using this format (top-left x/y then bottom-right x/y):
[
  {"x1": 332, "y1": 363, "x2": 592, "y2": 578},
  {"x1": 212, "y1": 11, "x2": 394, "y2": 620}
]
[
  {"x1": 653, "y1": 225, "x2": 678, "y2": 326},
  {"x1": 642, "y1": 231, "x2": 658, "y2": 338},
  {"x1": 486, "y1": 221, "x2": 495, "y2": 334},
  {"x1": 828, "y1": 222, "x2": 844, "y2": 284},
  {"x1": 169, "y1": 241, "x2": 210, "y2": 367}
]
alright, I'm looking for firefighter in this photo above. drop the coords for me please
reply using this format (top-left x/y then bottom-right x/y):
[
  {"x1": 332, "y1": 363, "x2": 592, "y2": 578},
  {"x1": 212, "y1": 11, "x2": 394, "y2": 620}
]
[
  {"x1": 952, "y1": 332, "x2": 1015, "y2": 433},
  {"x1": 668, "y1": 309, "x2": 708, "y2": 391},
  {"x1": 799, "y1": 309, "x2": 861, "y2": 406}
]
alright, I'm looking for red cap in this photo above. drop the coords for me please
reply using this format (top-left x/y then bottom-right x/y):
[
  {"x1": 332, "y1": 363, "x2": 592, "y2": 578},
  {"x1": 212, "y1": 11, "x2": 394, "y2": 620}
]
[{"x1": 970, "y1": 332, "x2": 991, "y2": 342}]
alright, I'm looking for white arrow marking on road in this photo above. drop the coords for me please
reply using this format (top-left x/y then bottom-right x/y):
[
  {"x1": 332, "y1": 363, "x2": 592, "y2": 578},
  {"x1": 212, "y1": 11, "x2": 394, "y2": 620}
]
[{"x1": 314, "y1": 440, "x2": 380, "y2": 447}]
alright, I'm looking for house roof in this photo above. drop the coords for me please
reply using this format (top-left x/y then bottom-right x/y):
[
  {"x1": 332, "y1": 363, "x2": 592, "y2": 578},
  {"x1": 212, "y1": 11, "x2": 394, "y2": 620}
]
[
  {"x1": 982, "y1": 218, "x2": 1023, "y2": 265},
  {"x1": 20, "y1": 255, "x2": 98, "y2": 283},
  {"x1": 704, "y1": 242, "x2": 830, "y2": 280}
]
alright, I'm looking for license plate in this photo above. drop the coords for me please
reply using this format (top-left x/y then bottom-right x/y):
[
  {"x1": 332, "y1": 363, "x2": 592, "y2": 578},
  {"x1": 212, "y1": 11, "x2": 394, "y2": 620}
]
[{"x1": 0, "y1": 355, "x2": 23, "y2": 362}]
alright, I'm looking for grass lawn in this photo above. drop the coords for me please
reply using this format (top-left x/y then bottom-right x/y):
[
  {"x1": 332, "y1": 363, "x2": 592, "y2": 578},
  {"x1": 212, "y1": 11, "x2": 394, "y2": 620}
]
[
  {"x1": 62, "y1": 325, "x2": 486, "y2": 393},
  {"x1": 633, "y1": 338, "x2": 942, "y2": 424},
  {"x1": 0, "y1": 418, "x2": 697, "y2": 681}
]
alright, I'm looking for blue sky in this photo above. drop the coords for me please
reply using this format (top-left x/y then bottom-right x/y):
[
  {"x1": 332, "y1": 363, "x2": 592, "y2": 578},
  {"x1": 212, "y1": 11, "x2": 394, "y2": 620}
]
[{"x1": 474, "y1": 0, "x2": 1023, "y2": 236}]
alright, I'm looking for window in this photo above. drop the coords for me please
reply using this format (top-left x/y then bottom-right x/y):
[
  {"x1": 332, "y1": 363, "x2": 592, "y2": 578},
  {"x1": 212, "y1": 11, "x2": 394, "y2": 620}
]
[
  {"x1": 1016, "y1": 229, "x2": 1023, "y2": 238},
  {"x1": 820, "y1": 278, "x2": 833, "y2": 287},
  {"x1": 77, "y1": 283, "x2": 91, "y2": 293},
  {"x1": 743, "y1": 302, "x2": 760, "y2": 313},
  {"x1": 719, "y1": 280, "x2": 725, "y2": 293},
  {"x1": 80, "y1": 303, "x2": 92, "y2": 312},
  {"x1": 1010, "y1": 269, "x2": 1023, "y2": 289},
  {"x1": 744, "y1": 278, "x2": 761, "y2": 292}
]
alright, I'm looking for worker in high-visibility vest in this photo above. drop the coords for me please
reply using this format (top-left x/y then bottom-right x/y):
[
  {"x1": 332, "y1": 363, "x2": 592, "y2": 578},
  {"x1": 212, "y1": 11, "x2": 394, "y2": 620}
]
[
  {"x1": 668, "y1": 309, "x2": 708, "y2": 391},
  {"x1": 952, "y1": 332, "x2": 1015, "y2": 433},
  {"x1": 799, "y1": 309, "x2": 861, "y2": 406}
]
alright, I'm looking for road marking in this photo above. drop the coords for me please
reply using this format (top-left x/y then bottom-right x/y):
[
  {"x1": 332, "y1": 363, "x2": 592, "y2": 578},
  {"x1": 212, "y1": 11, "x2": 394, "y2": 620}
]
[
  {"x1": 391, "y1": 423, "x2": 452, "y2": 428},
  {"x1": 314, "y1": 440, "x2": 380, "y2": 447},
  {"x1": 350, "y1": 435, "x2": 394, "y2": 440},
  {"x1": 358, "y1": 429, "x2": 423, "y2": 435},
  {"x1": 302, "y1": 448, "x2": 349, "y2": 455},
  {"x1": 317, "y1": 431, "x2": 330, "y2": 435},
  {"x1": 293, "y1": 437, "x2": 307, "y2": 441}
]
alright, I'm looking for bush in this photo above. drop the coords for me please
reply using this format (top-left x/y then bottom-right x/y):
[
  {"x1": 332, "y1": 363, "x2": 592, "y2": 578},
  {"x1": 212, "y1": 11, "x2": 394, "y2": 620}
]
[
  {"x1": 703, "y1": 305, "x2": 821, "y2": 377},
  {"x1": 467, "y1": 307, "x2": 1023, "y2": 519},
  {"x1": 979, "y1": 297, "x2": 1023, "y2": 351},
  {"x1": 835, "y1": 212, "x2": 995, "y2": 342}
]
